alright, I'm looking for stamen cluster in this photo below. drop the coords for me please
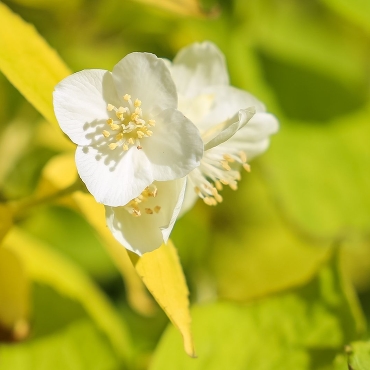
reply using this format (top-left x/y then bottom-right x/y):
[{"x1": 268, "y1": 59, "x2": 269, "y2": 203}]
[
  {"x1": 104, "y1": 94, "x2": 156, "y2": 151},
  {"x1": 190, "y1": 149, "x2": 250, "y2": 206},
  {"x1": 124, "y1": 184, "x2": 162, "y2": 217}
]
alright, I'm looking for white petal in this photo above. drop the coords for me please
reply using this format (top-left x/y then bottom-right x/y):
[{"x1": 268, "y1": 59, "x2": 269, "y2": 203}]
[
  {"x1": 105, "y1": 178, "x2": 186, "y2": 255},
  {"x1": 203, "y1": 107, "x2": 256, "y2": 151},
  {"x1": 75, "y1": 144, "x2": 153, "y2": 207},
  {"x1": 53, "y1": 70, "x2": 120, "y2": 146},
  {"x1": 143, "y1": 109, "x2": 204, "y2": 181},
  {"x1": 170, "y1": 41, "x2": 229, "y2": 97},
  {"x1": 112, "y1": 53, "x2": 177, "y2": 117},
  {"x1": 218, "y1": 112, "x2": 279, "y2": 160},
  {"x1": 197, "y1": 85, "x2": 266, "y2": 130}
]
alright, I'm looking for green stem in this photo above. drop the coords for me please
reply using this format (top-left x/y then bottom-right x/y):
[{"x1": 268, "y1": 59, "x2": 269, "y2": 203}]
[{"x1": 8, "y1": 179, "x2": 85, "y2": 221}]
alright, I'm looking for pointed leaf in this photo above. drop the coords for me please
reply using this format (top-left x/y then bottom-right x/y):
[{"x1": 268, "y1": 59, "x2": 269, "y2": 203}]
[
  {"x1": 135, "y1": 240, "x2": 195, "y2": 357},
  {"x1": 0, "y1": 2, "x2": 71, "y2": 125}
]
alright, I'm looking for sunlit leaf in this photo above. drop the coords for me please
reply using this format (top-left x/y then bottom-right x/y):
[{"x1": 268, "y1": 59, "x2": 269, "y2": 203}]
[
  {"x1": 2, "y1": 228, "x2": 133, "y2": 362},
  {"x1": 0, "y1": 2, "x2": 71, "y2": 125},
  {"x1": 135, "y1": 241, "x2": 194, "y2": 357},
  {"x1": 0, "y1": 318, "x2": 120, "y2": 370},
  {"x1": 150, "y1": 254, "x2": 364, "y2": 369},
  {"x1": 40, "y1": 153, "x2": 155, "y2": 315},
  {"x1": 73, "y1": 192, "x2": 155, "y2": 316},
  {"x1": 0, "y1": 248, "x2": 29, "y2": 340}
]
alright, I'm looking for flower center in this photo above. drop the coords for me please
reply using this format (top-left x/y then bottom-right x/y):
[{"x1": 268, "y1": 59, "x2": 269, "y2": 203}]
[
  {"x1": 103, "y1": 94, "x2": 156, "y2": 151},
  {"x1": 189, "y1": 149, "x2": 251, "y2": 206},
  {"x1": 124, "y1": 184, "x2": 162, "y2": 217}
]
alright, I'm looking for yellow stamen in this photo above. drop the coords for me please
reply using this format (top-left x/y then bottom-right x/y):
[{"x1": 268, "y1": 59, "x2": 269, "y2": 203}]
[
  {"x1": 102, "y1": 130, "x2": 110, "y2": 138},
  {"x1": 243, "y1": 163, "x2": 251, "y2": 172},
  {"x1": 154, "y1": 206, "x2": 161, "y2": 213},
  {"x1": 108, "y1": 143, "x2": 118, "y2": 150}
]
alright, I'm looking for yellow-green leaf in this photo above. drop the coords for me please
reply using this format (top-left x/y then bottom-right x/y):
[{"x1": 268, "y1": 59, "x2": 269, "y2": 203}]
[
  {"x1": 0, "y1": 247, "x2": 29, "y2": 340},
  {"x1": 0, "y1": 2, "x2": 71, "y2": 125},
  {"x1": 135, "y1": 241, "x2": 195, "y2": 357},
  {"x1": 3, "y1": 228, "x2": 133, "y2": 362},
  {"x1": 40, "y1": 153, "x2": 155, "y2": 315}
]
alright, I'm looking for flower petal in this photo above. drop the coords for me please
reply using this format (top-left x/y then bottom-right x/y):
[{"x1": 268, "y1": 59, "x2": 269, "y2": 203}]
[
  {"x1": 203, "y1": 107, "x2": 256, "y2": 151},
  {"x1": 105, "y1": 178, "x2": 186, "y2": 255},
  {"x1": 195, "y1": 85, "x2": 266, "y2": 130},
  {"x1": 75, "y1": 144, "x2": 153, "y2": 207},
  {"x1": 112, "y1": 53, "x2": 177, "y2": 117},
  {"x1": 144, "y1": 109, "x2": 204, "y2": 181},
  {"x1": 170, "y1": 41, "x2": 229, "y2": 97},
  {"x1": 217, "y1": 113, "x2": 279, "y2": 160},
  {"x1": 53, "y1": 69, "x2": 120, "y2": 146}
]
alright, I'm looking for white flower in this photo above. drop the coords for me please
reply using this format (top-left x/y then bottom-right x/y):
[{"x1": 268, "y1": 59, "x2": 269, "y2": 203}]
[
  {"x1": 53, "y1": 52, "x2": 203, "y2": 207},
  {"x1": 165, "y1": 41, "x2": 279, "y2": 212},
  {"x1": 105, "y1": 178, "x2": 186, "y2": 255}
]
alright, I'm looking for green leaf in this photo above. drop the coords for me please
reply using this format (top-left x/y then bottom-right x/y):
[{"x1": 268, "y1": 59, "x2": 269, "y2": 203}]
[
  {"x1": 0, "y1": 318, "x2": 120, "y2": 370},
  {"x1": 209, "y1": 166, "x2": 330, "y2": 302},
  {"x1": 263, "y1": 107, "x2": 370, "y2": 237},
  {"x1": 0, "y1": 2, "x2": 71, "y2": 125},
  {"x1": 150, "y1": 254, "x2": 364, "y2": 370},
  {"x1": 235, "y1": 0, "x2": 368, "y2": 89},
  {"x1": 20, "y1": 206, "x2": 118, "y2": 283},
  {"x1": 320, "y1": 0, "x2": 370, "y2": 35},
  {"x1": 2, "y1": 228, "x2": 133, "y2": 363},
  {"x1": 334, "y1": 341, "x2": 370, "y2": 370}
]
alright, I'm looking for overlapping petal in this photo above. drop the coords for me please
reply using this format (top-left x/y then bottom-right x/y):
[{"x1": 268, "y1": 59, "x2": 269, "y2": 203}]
[
  {"x1": 53, "y1": 52, "x2": 203, "y2": 207},
  {"x1": 105, "y1": 178, "x2": 186, "y2": 255},
  {"x1": 166, "y1": 41, "x2": 279, "y2": 211},
  {"x1": 112, "y1": 53, "x2": 177, "y2": 117},
  {"x1": 171, "y1": 42, "x2": 229, "y2": 97},
  {"x1": 53, "y1": 69, "x2": 120, "y2": 146}
]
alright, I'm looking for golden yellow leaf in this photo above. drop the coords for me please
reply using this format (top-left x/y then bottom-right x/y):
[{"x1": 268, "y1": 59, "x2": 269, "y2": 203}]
[
  {"x1": 0, "y1": 247, "x2": 30, "y2": 340},
  {"x1": 73, "y1": 192, "x2": 155, "y2": 316},
  {"x1": 135, "y1": 241, "x2": 195, "y2": 357},
  {"x1": 132, "y1": 0, "x2": 213, "y2": 17},
  {"x1": 40, "y1": 153, "x2": 155, "y2": 315},
  {"x1": 0, "y1": 2, "x2": 71, "y2": 125}
]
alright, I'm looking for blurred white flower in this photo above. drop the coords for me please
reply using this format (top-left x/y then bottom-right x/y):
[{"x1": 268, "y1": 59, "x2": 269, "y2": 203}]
[
  {"x1": 165, "y1": 41, "x2": 279, "y2": 213},
  {"x1": 105, "y1": 178, "x2": 186, "y2": 255},
  {"x1": 53, "y1": 52, "x2": 203, "y2": 207}
]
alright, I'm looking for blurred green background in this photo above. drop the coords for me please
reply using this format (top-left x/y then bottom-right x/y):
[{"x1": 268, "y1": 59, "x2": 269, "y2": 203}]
[{"x1": 0, "y1": 0, "x2": 370, "y2": 369}]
